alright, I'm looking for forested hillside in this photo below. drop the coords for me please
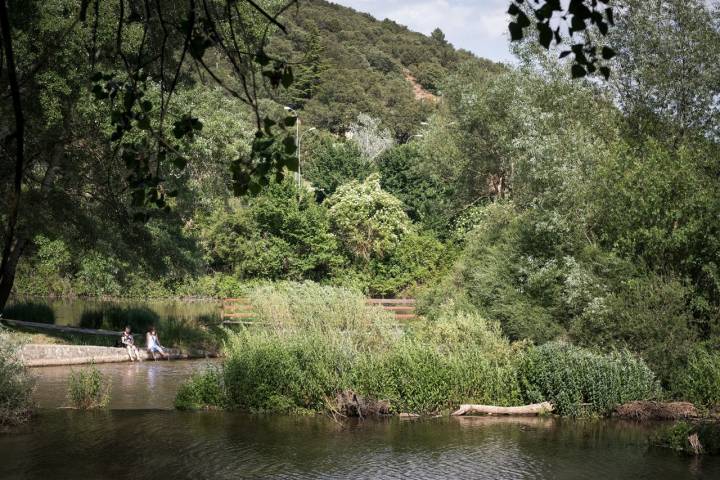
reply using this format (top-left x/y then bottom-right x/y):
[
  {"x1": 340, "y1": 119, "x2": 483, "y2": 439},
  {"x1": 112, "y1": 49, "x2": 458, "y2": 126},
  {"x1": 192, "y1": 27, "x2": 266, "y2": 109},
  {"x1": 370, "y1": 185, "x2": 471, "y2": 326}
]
[
  {"x1": 4, "y1": 0, "x2": 720, "y2": 403},
  {"x1": 6, "y1": 0, "x2": 501, "y2": 301}
]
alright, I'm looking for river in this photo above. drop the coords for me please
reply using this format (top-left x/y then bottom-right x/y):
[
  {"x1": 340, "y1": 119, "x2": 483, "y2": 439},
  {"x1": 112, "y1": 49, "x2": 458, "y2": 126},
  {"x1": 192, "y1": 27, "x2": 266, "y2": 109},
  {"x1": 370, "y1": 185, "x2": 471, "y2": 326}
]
[{"x1": 1, "y1": 360, "x2": 719, "y2": 479}]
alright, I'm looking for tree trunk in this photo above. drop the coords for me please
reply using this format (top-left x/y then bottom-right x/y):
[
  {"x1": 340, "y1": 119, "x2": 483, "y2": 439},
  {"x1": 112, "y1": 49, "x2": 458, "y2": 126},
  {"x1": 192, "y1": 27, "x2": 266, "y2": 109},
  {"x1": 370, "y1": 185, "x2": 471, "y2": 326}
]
[
  {"x1": 0, "y1": 236, "x2": 25, "y2": 310},
  {"x1": 451, "y1": 402, "x2": 554, "y2": 416},
  {"x1": 0, "y1": 0, "x2": 26, "y2": 312}
]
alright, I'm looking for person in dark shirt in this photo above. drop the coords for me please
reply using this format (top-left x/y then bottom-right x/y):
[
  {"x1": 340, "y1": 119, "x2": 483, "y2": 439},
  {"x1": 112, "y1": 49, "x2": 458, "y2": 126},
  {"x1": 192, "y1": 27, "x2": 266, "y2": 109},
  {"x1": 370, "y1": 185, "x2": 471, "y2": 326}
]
[{"x1": 121, "y1": 326, "x2": 142, "y2": 361}]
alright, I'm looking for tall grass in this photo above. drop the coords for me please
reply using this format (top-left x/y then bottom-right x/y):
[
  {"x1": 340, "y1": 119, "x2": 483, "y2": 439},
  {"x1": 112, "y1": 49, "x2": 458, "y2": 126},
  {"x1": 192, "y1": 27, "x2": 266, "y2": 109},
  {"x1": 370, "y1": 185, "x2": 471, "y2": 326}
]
[
  {"x1": 176, "y1": 284, "x2": 659, "y2": 416},
  {"x1": 519, "y1": 342, "x2": 659, "y2": 416},
  {"x1": 0, "y1": 328, "x2": 35, "y2": 426},
  {"x1": 67, "y1": 364, "x2": 110, "y2": 409},
  {"x1": 175, "y1": 368, "x2": 227, "y2": 410},
  {"x1": 672, "y1": 348, "x2": 720, "y2": 408}
]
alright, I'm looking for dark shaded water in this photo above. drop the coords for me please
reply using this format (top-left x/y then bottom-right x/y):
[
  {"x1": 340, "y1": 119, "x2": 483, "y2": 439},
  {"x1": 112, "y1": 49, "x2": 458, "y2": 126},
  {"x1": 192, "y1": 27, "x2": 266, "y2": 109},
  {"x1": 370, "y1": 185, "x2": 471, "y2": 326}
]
[
  {"x1": 2, "y1": 361, "x2": 719, "y2": 479},
  {"x1": 7, "y1": 297, "x2": 219, "y2": 326},
  {"x1": 2, "y1": 412, "x2": 719, "y2": 480}
]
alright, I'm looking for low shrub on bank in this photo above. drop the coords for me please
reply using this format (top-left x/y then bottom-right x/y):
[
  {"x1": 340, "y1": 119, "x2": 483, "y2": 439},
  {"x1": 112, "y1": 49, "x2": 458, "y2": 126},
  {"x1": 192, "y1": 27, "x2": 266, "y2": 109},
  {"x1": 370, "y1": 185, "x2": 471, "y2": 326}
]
[
  {"x1": 2, "y1": 302, "x2": 55, "y2": 324},
  {"x1": 223, "y1": 330, "x2": 353, "y2": 413},
  {"x1": 671, "y1": 348, "x2": 720, "y2": 408},
  {"x1": 175, "y1": 368, "x2": 227, "y2": 410},
  {"x1": 79, "y1": 309, "x2": 104, "y2": 329},
  {"x1": 67, "y1": 364, "x2": 110, "y2": 409},
  {"x1": 519, "y1": 342, "x2": 659, "y2": 416},
  {"x1": 175, "y1": 288, "x2": 661, "y2": 417},
  {"x1": 0, "y1": 329, "x2": 35, "y2": 426}
]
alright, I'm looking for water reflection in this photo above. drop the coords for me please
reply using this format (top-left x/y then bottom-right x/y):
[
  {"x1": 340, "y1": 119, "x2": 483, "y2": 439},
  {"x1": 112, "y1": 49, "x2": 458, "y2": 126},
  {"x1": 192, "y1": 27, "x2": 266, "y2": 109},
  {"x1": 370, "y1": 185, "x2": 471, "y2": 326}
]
[
  {"x1": 1, "y1": 412, "x2": 719, "y2": 480},
  {"x1": 8, "y1": 297, "x2": 219, "y2": 326},
  {"x1": 31, "y1": 359, "x2": 218, "y2": 409},
  {"x1": 9, "y1": 362, "x2": 720, "y2": 479}
]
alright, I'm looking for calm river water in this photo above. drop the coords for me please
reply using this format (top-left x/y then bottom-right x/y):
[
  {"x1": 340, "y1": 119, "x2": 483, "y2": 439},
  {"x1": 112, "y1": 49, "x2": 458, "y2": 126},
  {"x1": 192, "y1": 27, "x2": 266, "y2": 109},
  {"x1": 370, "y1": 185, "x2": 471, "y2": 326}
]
[{"x1": 1, "y1": 361, "x2": 719, "y2": 479}]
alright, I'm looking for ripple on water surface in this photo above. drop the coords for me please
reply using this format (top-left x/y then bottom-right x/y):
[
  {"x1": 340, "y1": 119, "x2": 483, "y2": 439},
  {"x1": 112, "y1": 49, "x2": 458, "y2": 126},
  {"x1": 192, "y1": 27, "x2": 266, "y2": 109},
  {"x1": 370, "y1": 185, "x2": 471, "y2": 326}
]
[{"x1": 2, "y1": 411, "x2": 720, "y2": 480}]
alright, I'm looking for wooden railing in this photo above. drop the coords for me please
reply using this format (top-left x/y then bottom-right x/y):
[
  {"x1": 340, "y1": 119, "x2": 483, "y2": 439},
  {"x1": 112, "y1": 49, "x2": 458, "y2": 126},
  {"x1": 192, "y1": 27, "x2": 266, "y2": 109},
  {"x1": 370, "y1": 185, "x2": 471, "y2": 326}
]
[
  {"x1": 365, "y1": 298, "x2": 417, "y2": 320},
  {"x1": 220, "y1": 297, "x2": 417, "y2": 324}
]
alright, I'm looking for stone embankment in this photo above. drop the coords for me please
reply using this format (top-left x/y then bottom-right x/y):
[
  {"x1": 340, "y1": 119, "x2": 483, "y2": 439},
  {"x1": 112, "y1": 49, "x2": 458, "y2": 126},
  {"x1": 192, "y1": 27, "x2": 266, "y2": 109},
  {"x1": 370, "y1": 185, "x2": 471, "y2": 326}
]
[{"x1": 20, "y1": 344, "x2": 216, "y2": 367}]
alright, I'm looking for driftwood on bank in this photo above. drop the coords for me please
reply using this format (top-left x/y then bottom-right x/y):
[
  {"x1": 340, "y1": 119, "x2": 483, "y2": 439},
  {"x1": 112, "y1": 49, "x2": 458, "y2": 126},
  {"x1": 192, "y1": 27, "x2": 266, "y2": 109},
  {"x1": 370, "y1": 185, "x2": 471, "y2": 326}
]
[{"x1": 451, "y1": 402, "x2": 554, "y2": 416}]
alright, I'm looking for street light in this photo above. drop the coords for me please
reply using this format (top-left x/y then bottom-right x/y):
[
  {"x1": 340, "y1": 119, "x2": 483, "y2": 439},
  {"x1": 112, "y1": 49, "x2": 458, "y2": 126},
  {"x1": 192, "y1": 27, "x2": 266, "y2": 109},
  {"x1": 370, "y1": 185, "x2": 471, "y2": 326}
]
[{"x1": 284, "y1": 106, "x2": 319, "y2": 191}]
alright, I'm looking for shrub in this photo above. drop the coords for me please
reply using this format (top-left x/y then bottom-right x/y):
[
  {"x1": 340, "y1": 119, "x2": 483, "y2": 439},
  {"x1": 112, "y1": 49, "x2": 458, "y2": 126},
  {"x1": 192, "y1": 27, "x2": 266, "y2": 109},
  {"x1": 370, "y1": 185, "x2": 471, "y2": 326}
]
[
  {"x1": 352, "y1": 338, "x2": 522, "y2": 414},
  {"x1": 327, "y1": 174, "x2": 412, "y2": 262},
  {"x1": 0, "y1": 329, "x2": 35, "y2": 426},
  {"x1": 67, "y1": 364, "x2": 110, "y2": 409},
  {"x1": 519, "y1": 342, "x2": 659, "y2": 416},
  {"x1": 302, "y1": 135, "x2": 375, "y2": 198},
  {"x1": 223, "y1": 330, "x2": 353, "y2": 413},
  {"x1": 215, "y1": 299, "x2": 524, "y2": 415},
  {"x1": 175, "y1": 368, "x2": 227, "y2": 410},
  {"x1": 157, "y1": 316, "x2": 224, "y2": 352},
  {"x1": 74, "y1": 251, "x2": 123, "y2": 296},
  {"x1": 366, "y1": 231, "x2": 446, "y2": 296},
  {"x1": 2, "y1": 302, "x2": 55, "y2": 324},
  {"x1": 671, "y1": 348, "x2": 720, "y2": 408},
  {"x1": 570, "y1": 274, "x2": 696, "y2": 385},
  {"x1": 194, "y1": 181, "x2": 344, "y2": 281}
]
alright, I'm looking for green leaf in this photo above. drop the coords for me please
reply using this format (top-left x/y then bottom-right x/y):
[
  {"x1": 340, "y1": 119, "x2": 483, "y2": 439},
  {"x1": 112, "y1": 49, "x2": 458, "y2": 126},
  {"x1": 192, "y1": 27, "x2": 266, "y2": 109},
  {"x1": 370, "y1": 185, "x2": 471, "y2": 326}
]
[
  {"x1": 509, "y1": 22, "x2": 523, "y2": 41},
  {"x1": 571, "y1": 64, "x2": 587, "y2": 78},
  {"x1": 538, "y1": 23, "x2": 552, "y2": 49},
  {"x1": 602, "y1": 47, "x2": 616, "y2": 60}
]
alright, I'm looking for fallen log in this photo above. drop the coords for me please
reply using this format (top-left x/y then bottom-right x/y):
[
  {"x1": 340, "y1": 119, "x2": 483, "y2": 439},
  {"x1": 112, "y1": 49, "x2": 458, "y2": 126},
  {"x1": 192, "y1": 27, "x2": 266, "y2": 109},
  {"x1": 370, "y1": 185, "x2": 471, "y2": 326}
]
[{"x1": 451, "y1": 402, "x2": 554, "y2": 416}]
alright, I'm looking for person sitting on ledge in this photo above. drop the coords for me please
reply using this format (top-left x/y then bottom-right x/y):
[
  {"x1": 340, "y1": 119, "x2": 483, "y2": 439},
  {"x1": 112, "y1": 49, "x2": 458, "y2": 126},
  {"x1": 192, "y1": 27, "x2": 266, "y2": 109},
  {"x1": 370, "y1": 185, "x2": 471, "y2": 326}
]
[
  {"x1": 146, "y1": 326, "x2": 169, "y2": 360},
  {"x1": 121, "y1": 326, "x2": 142, "y2": 362}
]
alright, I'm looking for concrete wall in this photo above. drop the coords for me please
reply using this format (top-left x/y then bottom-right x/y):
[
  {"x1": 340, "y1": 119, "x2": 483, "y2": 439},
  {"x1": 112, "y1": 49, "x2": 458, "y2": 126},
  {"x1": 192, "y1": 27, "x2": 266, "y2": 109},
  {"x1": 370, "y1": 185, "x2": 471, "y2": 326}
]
[{"x1": 20, "y1": 344, "x2": 214, "y2": 367}]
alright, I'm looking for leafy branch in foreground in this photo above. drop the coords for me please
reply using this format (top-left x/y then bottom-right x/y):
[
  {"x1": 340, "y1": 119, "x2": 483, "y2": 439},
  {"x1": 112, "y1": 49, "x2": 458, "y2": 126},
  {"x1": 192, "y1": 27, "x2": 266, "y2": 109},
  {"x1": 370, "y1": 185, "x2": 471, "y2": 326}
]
[{"x1": 508, "y1": 0, "x2": 616, "y2": 79}]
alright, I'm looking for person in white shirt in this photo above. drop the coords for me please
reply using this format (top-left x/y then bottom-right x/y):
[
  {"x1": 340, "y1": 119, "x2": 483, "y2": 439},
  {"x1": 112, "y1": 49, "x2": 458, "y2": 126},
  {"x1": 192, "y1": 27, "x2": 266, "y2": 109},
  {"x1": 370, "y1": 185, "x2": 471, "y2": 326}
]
[{"x1": 146, "y1": 326, "x2": 168, "y2": 360}]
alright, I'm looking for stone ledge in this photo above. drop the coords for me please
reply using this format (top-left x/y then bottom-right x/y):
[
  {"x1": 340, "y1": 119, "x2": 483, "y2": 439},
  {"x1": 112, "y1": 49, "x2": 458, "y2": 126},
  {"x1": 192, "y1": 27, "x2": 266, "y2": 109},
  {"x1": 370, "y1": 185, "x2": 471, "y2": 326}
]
[{"x1": 20, "y1": 344, "x2": 216, "y2": 367}]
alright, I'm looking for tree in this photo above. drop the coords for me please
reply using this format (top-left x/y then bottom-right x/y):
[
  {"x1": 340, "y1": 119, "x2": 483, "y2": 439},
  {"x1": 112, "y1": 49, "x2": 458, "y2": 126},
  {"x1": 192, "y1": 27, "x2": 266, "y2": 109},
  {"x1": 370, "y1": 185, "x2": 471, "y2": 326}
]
[
  {"x1": 0, "y1": 0, "x2": 298, "y2": 310},
  {"x1": 508, "y1": 0, "x2": 617, "y2": 79},
  {"x1": 608, "y1": 0, "x2": 720, "y2": 141},
  {"x1": 346, "y1": 113, "x2": 394, "y2": 161},
  {"x1": 327, "y1": 174, "x2": 411, "y2": 262},
  {"x1": 302, "y1": 133, "x2": 375, "y2": 199}
]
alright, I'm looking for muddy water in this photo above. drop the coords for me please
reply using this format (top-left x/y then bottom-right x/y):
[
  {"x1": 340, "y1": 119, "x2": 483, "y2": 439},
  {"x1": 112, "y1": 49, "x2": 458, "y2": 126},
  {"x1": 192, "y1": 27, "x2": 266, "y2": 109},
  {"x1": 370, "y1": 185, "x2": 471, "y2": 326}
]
[{"x1": 1, "y1": 361, "x2": 718, "y2": 479}]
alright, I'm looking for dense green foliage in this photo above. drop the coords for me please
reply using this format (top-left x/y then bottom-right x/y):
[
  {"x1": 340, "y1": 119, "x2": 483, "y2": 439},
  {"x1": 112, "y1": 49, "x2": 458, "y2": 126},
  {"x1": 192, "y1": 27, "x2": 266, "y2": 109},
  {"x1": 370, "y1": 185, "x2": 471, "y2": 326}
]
[
  {"x1": 519, "y1": 342, "x2": 658, "y2": 416},
  {"x1": 177, "y1": 285, "x2": 657, "y2": 416},
  {"x1": 175, "y1": 368, "x2": 227, "y2": 410},
  {"x1": 0, "y1": 329, "x2": 34, "y2": 426},
  {"x1": 5, "y1": 0, "x2": 720, "y2": 411},
  {"x1": 671, "y1": 349, "x2": 720, "y2": 408},
  {"x1": 67, "y1": 365, "x2": 110, "y2": 410}
]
